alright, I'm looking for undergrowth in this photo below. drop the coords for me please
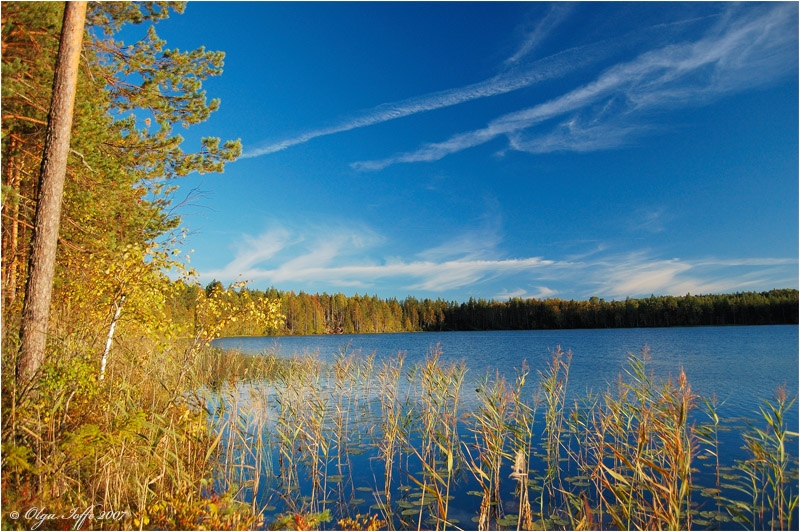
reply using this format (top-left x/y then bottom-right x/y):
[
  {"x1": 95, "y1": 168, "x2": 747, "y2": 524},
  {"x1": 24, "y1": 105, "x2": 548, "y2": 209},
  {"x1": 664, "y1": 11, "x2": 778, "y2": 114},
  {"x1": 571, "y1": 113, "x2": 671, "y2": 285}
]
[{"x1": 2, "y1": 335, "x2": 797, "y2": 531}]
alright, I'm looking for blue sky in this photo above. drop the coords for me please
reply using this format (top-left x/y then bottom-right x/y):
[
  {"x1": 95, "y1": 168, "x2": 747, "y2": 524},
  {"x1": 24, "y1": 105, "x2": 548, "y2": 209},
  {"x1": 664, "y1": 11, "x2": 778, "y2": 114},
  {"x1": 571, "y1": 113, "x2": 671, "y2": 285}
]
[{"x1": 144, "y1": 2, "x2": 797, "y2": 301}]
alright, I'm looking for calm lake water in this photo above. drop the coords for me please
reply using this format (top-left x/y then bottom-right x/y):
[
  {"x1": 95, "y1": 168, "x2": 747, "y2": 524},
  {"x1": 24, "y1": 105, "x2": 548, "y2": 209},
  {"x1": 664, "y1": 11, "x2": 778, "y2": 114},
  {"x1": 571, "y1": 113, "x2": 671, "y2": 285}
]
[
  {"x1": 214, "y1": 325, "x2": 798, "y2": 422},
  {"x1": 212, "y1": 325, "x2": 798, "y2": 529}
]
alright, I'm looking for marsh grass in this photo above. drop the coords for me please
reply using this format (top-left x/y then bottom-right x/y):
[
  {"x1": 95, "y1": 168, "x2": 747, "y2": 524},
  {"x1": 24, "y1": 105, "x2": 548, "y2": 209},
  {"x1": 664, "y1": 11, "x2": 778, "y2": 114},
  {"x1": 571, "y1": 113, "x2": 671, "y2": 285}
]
[
  {"x1": 1, "y1": 333, "x2": 265, "y2": 531},
  {"x1": 186, "y1": 343, "x2": 799, "y2": 532},
  {"x1": 404, "y1": 346, "x2": 466, "y2": 530},
  {"x1": 724, "y1": 387, "x2": 799, "y2": 530},
  {"x1": 463, "y1": 371, "x2": 514, "y2": 530},
  {"x1": 573, "y1": 349, "x2": 698, "y2": 530},
  {"x1": 375, "y1": 352, "x2": 410, "y2": 528},
  {"x1": 15, "y1": 332, "x2": 793, "y2": 531}
]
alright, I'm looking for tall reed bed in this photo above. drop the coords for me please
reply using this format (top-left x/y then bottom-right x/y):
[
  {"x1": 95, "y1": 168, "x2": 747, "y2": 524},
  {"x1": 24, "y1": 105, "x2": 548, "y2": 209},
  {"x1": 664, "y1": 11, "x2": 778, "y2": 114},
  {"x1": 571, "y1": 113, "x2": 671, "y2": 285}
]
[
  {"x1": 727, "y1": 387, "x2": 799, "y2": 530},
  {"x1": 462, "y1": 361, "x2": 538, "y2": 530},
  {"x1": 194, "y1": 344, "x2": 797, "y2": 532},
  {"x1": 407, "y1": 347, "x2": 466, "y2": 530},
  {"x1": 568, "y1": 349, "x2": 697, "y2": 530}
]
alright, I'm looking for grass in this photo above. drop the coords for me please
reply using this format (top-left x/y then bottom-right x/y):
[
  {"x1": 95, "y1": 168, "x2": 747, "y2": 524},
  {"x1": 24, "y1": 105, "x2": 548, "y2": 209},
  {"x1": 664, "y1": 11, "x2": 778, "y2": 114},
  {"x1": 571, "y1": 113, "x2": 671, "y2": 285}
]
[
  {"x1": 210, "y1": 345, "x2": 796, "y2": 531},
  {"x1": 2, "y1": 332, "x2": 797, "y2": 531},
  {"x1": 1, "y1": 331, "x2": 265, "y2": 530}
]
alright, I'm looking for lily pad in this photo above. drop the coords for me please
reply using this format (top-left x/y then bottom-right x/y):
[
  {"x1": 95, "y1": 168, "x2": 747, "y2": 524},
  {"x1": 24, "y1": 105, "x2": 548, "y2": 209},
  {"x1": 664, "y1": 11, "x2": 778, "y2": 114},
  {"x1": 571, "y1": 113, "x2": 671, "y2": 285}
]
[{"x1": 498, "y1": 515, "x2": 519, "y2": 526}]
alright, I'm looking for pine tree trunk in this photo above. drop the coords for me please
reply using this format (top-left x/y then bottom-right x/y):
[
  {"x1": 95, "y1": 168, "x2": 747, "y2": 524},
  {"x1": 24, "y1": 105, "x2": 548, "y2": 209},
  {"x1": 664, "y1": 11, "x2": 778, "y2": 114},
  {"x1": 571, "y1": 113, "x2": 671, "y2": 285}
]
[{"x1": 18, "y1": 1, "x2": 87, "y2": 382}]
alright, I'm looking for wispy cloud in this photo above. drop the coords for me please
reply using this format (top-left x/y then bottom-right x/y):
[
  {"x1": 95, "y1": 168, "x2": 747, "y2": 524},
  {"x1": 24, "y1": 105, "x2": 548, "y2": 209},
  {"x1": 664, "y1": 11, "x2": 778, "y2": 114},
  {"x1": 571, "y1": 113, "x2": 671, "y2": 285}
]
[
  {"x1": 495, "y1": 286, "x2": 558, "y2": 300},
  {"x1": 503, "y1": 4, "x2": 573, "y2": 66},
  {"x1": 417, "y1": 210, "x2": 503, "y2": 261},
  {"x1": 201, "y1": 222, "x2": 384, "y2": 282},
  {"x1": 241, "y1": 7, "x2": 730, "y2": 162},
  {"x1": 197, "y1": 220, "x2": 556, "y2": 292},
  {"x1": 197, "y1": 222, "x2": 796, "y2": 299},
  {"x1": 206, "y1": 249, "x2": 556, "y2": 293},
  {"x1": 630, "y1": 207, "x2": 669, "y2": 234},
  {"x1": 584, "y1": 252, "x2": 798, "y2": 300},
  {"x1": 353, "y1": 3, "x2": 795, "y2": 170},
  {"x1": 495, "y1": 288, "x2": 529, "y2": 300},
  {"x1": 206, "y1": 227, "x2": 293, "y2": 280},
  {"x1": 241, "y1": 43, "x2": 595, "y2": 159}
]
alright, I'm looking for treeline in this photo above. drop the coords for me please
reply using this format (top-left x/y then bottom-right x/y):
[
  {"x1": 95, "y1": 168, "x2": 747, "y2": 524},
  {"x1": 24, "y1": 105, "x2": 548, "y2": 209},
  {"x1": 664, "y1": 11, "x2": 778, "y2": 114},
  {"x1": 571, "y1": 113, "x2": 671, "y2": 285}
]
[{"x1": 178, "y1": 283, "x2": 798, "y2": 337}]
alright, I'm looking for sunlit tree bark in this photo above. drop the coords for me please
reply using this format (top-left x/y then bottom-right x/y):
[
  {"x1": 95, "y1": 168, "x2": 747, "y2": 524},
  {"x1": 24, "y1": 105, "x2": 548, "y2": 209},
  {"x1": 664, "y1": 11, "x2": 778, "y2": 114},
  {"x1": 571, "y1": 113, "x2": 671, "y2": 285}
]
[{"x1": 18, "y1": 1, "x2": 87, "y2": 382}]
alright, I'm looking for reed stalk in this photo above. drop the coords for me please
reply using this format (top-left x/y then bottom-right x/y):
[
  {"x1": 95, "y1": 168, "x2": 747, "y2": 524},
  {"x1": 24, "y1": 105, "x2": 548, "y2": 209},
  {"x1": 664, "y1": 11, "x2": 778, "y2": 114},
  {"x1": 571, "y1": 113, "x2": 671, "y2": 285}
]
[
  {"x1": 538, "y1": 346, "x2": 571, "y2": 521},
  {"x1": 408, "y1": 346, "x2": 465, "y2": 530},
  {"x1": 509, "y1": 362, "x2": 537, "y2": 530},
  {"x1": 463, "y1": 371, "x2": 512, "y2": 530},
  {"x1": 734, "y1": 387, "x2": 798, "y2": 530},
  {"x1": 375, "y1": 352, "x2": 408, "y2": 527}
]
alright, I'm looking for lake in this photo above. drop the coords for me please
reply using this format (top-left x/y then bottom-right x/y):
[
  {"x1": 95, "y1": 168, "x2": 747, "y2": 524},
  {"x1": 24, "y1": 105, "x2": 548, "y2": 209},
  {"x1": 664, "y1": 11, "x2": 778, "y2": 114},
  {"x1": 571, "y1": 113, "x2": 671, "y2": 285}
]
[
  {"x1": 211, "y1": 325, "x2": 799, "y2": 530},
  {"x1": 214, "y1": 325, "x2": 798, "y2": 422}
]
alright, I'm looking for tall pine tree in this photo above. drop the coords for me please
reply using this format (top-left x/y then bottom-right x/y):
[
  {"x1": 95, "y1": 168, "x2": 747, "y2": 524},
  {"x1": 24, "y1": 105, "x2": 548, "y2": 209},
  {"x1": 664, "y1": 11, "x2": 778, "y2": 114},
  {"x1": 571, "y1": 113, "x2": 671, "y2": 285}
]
[
  {"x1": 3, "y1": 2, "x2": 241, "y2": 379},
  {"x1": 18, "y1": 1, "x2": 87, "y2": 381}
]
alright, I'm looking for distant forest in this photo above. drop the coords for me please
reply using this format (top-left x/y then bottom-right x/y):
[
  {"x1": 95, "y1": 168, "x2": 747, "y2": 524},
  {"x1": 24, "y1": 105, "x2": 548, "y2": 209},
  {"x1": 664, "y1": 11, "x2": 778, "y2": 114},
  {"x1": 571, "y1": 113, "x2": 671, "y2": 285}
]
[{"x1": 172, "y1": 285, "x2": 798, "y2": 337}]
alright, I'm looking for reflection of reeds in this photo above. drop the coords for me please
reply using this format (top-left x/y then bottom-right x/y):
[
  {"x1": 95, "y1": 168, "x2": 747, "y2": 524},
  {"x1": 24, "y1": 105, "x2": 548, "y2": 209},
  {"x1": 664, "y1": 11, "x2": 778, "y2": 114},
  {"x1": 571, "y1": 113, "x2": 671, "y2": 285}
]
[
  {"x1": 273, "y1": 354, "x2": 323, "y2": 510},
  {"x1": 332, "y1": 348, "x2": 356, "y2": 511},
  {"x1": 463, "y1": 360, "x2": 540, "y2": 531}
]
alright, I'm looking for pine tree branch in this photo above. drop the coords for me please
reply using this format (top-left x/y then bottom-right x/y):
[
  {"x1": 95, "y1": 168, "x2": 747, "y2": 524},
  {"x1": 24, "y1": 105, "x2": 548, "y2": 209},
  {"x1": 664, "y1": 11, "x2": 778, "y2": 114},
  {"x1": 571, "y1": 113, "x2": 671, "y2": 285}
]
[
  {"x1": 69, "y1": 148, "x2": 94, "y2": 172},
  {"x1": 1, "y1": 114, "x2": 47, "y2": 126}
]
